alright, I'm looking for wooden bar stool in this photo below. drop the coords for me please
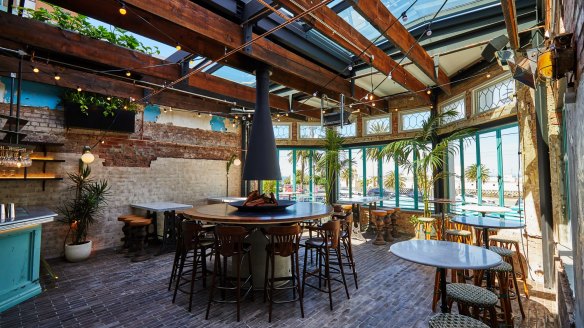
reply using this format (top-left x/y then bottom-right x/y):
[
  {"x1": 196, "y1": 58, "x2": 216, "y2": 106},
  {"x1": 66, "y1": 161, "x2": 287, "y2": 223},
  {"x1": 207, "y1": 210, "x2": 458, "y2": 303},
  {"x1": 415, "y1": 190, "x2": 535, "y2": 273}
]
[
  {"x1": 489, "y1": 235, "x2": 530, "y2": 299},
  {"x1": 128, "y1": 218, "x2": 152, "y2": 262},
  {"x1": 370, "y1": 210, "x2": 387, "y2": 245},
  {"x1": 172, "y1": 220, "x2": 214, "y2": 312},
  {"x1": 390, "y1": 208, "x2": 400, "y2": 238},
  {"x1": 117, "y1": 214, "x2": 143, "y2": 252},
  {"x1": 301, "y1": 220, "x2": 350, "y2": 311},
  {"x1": 383, "y1": 209, "x2": 394, "y2": 242},
  {"x1": 206, "y1": 226, "x2": 254, "y2": 322},
  {"x1": 487, "y1": 261, "x2": 525, "y2": 325},
  {"x1": 337, "y1": 213, "x2": 358, "y2": 288},
  {"x1": 417, "y1": 217, "x2": 437, "y2": 240},
  {"x1": 263, "y1": 224, "x2": 304, "y2": 323}
]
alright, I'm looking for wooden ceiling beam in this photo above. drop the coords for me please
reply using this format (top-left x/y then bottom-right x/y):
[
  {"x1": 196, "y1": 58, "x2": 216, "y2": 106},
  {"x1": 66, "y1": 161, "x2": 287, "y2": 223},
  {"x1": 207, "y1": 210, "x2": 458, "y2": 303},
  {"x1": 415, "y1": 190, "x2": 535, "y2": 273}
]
[
  {"x1": 0, "y1": 54, "x2": 232, "y2": 113},
  {"x1": 500, "y1": 0, "x2": 521, "y2": 50},
  {"x1": 45, "y1": 0, "x2": 371, "y2": 102},
  {"x1": 275, "y1": 0, "x2": 430, "y2": 103},
  {"x1": 0, "y1": 13, "x2": 323, "y2": 117},
  {"x1": 346, "y1": 0, "x2": 452, "y2": 95}
]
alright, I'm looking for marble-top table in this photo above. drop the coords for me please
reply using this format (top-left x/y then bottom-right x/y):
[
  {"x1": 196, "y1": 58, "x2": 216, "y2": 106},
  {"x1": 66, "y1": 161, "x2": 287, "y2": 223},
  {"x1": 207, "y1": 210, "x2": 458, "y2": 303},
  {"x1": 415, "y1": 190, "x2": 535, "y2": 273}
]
[
  {"x1": 450, "y1": 215, "x2": 525, "y2": 248},
  {"x1": 130, "y1": 202, "x2": 193, "y2": 254},
  {"x1": 0, "y1": 206, "x2": 56, "y2": 232},
  {"x1": 390, "y1": 240, "x2": 502, "y2": 313},
  {"x1": 460, "y1": 204, "x2": 512, "y2": 217}
]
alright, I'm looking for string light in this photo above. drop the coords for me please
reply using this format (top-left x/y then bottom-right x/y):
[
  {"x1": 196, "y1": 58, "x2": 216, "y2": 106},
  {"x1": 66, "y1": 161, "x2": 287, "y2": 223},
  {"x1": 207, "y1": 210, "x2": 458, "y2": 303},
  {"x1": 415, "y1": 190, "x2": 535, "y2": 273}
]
[
  {"x1": 313, "y1": 91, "x2": 318, "y2": 97},
  {"x1": 169, "y1": 107, "x2": 172, "y2": 112},
  {"x1": 285, "y1": 113, "x2": 289, "y2": 116},
  {"x1": 401, "y1": 12, "x2": 408, "y2": 22},
  {"x1": 32, "y1": 66, "x2": 39, "y2": 73},
  {"x1": 234, "y1": 115, "x2": 238, "y2": 119},
  {"x1": 369, "y1": 94, "x2": 373, "y2": 100},
  {"x1": 426, "y1": 27, "x2": 432, "y2": 36},
  {"x1": 54, "y1": 73, "x2": 61, "y2": 81},
  {"x1": 247, "y1": 113, "x2": 251, "y2": 118},
  {"x1": 119, "y1": 3, "x2": 127, "y2": 15},
  {"x1": 107, "y1": 97, "x2": 111, "y2": 101},
  {"x1": 101, "y1": 140, "x2": 105, "y2": 144},
  {"x1": 486, "y1": 73, "x2": 491, "y2": 78},
  {"x1": 175, "y1": 44, "x2": 182, "y2": 51},
  {"x1": 387, "y1": 72, "x2": 392, "y2": 80},
  {"x1": 197, "y1": 112, "x2": 201, "y2": 117},
  {"x1": 426, "y1": 88, "x2": 432, "y2": 95},
  {"x1": 209, "y1": 113, "x2": 213, "y2": 117},
  {"x1": 123, "y1": 105, "x2": 128, "y2": 109},
  {"x1": 77, "y1": 86, "x2": 82, "y2": 92},
  {"x1": 348, "y1": 64, "x2": 353, "y2": 71},
  {"x1": 372, "y1": 102, "x2": 376, "y2": 107},
  {"x1": 163, "y1": 107, "x2": 167, "y2": 113},
  {"x1": 126, "y1": 71, "x2": 131, "y2": 77}
]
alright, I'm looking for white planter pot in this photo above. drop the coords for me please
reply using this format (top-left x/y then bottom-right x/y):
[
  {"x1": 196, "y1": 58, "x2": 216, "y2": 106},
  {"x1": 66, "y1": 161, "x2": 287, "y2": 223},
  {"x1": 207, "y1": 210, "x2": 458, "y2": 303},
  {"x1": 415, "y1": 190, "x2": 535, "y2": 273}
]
[{"x1": 64, "y1": 240, "x2": 92, "y2": 262}]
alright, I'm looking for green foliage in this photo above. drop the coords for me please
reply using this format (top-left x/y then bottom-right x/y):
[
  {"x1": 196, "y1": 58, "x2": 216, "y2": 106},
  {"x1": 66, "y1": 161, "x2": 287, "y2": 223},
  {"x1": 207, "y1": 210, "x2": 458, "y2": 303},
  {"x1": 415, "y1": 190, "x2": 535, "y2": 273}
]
[
  {"x1": 379, "y1": 109, "x2": 476, "y2": 218},
  {"x1": 316, "y1": 128, "x2": 345, "y2": 204},
  {"x1": 58, "y1": 166, "x2": 110, "y2": 245},
  {"x1": 465, "y1": 163, "x2": 491, "y2": 184},
  {"x1": 383, "y1": 171, "x2": 406, "y2": 190},
  {"x1": 20, "y1": 4, "x2": 160, "y2": 55},
  {"x1": 62, "y1": 90, "x2": 138, "y2": 117},
  {"x1": 262, "y1": 180, "x2": 276, "y2": 194}
]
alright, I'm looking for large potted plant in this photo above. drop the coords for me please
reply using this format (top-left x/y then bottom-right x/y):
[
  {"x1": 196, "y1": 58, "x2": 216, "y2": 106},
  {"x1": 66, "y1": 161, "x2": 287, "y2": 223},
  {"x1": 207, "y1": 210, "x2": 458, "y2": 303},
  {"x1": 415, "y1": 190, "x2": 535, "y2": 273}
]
[
  {"x1": 317, "y1": 128, "x2": 346, "y2": 205},
  {"x1": 58, "y1": 166, "x2": 110, "y2": 262},
  {"x1": 379, "y1": 109, "x2": 475, "y2": 236},
  {"x1": 62, "y1": 90, "x2": 138, "y2": 133}
]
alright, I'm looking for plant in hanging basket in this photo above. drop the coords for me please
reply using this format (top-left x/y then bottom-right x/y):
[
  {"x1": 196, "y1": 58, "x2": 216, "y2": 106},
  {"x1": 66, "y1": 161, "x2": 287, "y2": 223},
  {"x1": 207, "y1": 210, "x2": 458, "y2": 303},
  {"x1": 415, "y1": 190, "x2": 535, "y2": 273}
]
[{"x1": 62, "y1": 91, "x2": 138, "y2": 132}]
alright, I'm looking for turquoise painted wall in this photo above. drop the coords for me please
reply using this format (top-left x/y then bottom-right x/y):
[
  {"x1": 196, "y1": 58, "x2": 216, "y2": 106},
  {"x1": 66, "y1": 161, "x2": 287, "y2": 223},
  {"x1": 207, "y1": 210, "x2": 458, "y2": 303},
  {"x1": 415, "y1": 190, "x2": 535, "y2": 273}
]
[
  {"x1": 0, "y1": 76, "x2": 63, "y2": 110},
  {"x1": 210, "y1": 116, "x2": 227, "y2": 132},
  {"x1": 143, "y1": 104, "x2": 160, "y2": 122}
]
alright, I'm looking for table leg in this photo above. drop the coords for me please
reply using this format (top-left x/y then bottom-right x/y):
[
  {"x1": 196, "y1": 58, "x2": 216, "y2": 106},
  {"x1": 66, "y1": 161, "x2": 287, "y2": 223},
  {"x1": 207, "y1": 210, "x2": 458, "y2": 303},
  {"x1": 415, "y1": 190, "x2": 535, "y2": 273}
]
[
  {"x1": 483, "y1": 227, "x2": 492, "y2": 289},
  {"x1": 439, "y1": 267, "x2": 448, "y2": 313},
  {"x1": 441, "y1": 204, "x2": 446, "y2": 241},
  {"x1": 157, "y1": 210, "x2": 177, "y2": 255},
  {"x1": 146, "y1": 210, "x2": 158, "y2": 241}
]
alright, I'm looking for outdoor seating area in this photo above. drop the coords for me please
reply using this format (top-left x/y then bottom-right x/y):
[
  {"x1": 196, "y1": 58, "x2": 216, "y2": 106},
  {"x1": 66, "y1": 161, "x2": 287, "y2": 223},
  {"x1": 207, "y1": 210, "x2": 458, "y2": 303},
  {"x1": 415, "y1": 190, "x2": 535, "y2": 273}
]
[{"x1": 0, "y1": 0, "x2": 583, "y2": 327}]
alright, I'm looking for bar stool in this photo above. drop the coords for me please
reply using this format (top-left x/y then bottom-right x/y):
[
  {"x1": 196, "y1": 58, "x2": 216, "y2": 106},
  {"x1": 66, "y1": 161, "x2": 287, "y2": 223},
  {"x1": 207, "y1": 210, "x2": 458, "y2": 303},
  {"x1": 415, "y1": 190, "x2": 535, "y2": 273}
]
[
  {"x1": 489, "y1": 235, "x2": 530, "y2": 298},
  {"x1": 117, "y1": 214, "x2": 143, "y2": 252},
  {"x1": 128, "y1": 218, "x2": 152, "y2": 262},
  {"x1": 263, "y1": 224, "x2": 304, "y2": 322},
  {"x1": 444, "y1": 216, "x2": 473, "y2": 245},
  {"x1": 417, "y1": 217, "x2": 437, "y2": 240},
  {"x1": 302, "y1": 220, "x2": 350, "y2": 311},
  {"x1": 487, "y1": 261, "x2": 525, "y2": 325},
  {"x1": 428, "y1": 313, "x2": 489, "y2": 328},
  {"x1": 371, "y1": 210, "x2": 387, "y2": 245},
  {"x1": 337, "y1": 213, "x2": 358, "y2": 288},
  {"x1": 172, "y1": 220, "x2": 214, "y2": 312},
  {"x1": 206, "y1": 226, "x2": 254, "y2": 322},
  {"x1": 446, "y1": 283, "x2": 498, "y2": 327},
  {"x1": 390, "y1": 208, "x2": 400, "y2": 238}
]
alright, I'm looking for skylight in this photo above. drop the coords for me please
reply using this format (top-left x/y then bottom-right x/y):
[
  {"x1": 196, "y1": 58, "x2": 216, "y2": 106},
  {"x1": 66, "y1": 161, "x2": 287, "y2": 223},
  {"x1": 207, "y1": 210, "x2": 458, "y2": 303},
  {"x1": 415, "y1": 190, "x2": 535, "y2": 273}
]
[
  {"x1": 212, "y1": 66, "x2": 257, "y2": 87},
  {"x1": 337, "y1": 7, "x2": 388, "y2": 43}
]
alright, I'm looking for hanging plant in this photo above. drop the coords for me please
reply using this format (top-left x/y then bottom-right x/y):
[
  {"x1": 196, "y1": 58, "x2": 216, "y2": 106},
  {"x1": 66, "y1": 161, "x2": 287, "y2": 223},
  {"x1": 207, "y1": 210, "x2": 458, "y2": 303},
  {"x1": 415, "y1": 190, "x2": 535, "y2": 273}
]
[{"x1": 62, "y1": 90, "x2": 138, "y2": 117}]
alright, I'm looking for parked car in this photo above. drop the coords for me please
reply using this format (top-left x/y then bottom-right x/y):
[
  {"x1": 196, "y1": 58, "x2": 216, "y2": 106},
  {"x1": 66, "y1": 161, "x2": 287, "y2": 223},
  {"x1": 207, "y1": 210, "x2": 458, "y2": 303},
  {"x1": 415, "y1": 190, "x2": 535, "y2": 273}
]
[{"x1": 367, "y1": 188, "x2": 395, "y2": 198}]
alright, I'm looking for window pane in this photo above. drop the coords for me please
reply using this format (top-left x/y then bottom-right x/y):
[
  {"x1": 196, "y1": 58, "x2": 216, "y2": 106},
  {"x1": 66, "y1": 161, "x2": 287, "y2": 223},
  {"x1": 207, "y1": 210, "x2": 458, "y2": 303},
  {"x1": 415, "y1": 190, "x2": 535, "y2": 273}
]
[
  {"x1": 448, "y1": 141, "x2": 464, "y2": 212},
  {"x1": 475, "y1": 77, "x2": 516, "y2": 113},
  {"x1": 273, "y1": 124, "x2": 291, "y2": 139},
  {"x1": 478, "y1": 132, "x2": 499, "y2": 206},
  {"x1": 338, "y1": 150, "x2": 351, "y2": 198},
  {"x1": 416, "y1": 146, "x2": 435, "y2": 211},
  {"x1": 365, "y1": 147, "x2": 380, "y2": 197},
  {"x1": 299, "y1": 124, "x2": 326, "y2": 139},
  {"x1": 351, "y1": 149, "x2": 364, "y2": 196},
  {"x1": 400, "y1": 110, "x2": 430, "y2": 131},
  {"x1": 399, "y1": 153, "x2": 415, "y2": 209},
  {"x1": 461, "y1": 136, "x2": 478, "y2": 204},
  {"x1": 365, "y1": 115, "x2": 392, "y2": 135},
  {"x1": 294, "y1": 150, "x2": 311, "y2": 201},
  {"x1": 337, "y1": 123, "x2": 356, "y2": 137},
  {"x1": 212, "y1": 66, "x2": 256, "y2": 87},
  {"x1": 501, "y1": 126, "x2": 521, "y2": 216},
  {"x1": 313, "y1": 150, "x2": 326, "y2": 202},
  {"x1": 278, "y1": 150, "x2": 293, "y2": 196},
  {"x1": 381, "y1": 155, "x2": 397, "y2": 207},
  {"x1": 441, "y1": 97, "x2": 465, "y2": 124}
]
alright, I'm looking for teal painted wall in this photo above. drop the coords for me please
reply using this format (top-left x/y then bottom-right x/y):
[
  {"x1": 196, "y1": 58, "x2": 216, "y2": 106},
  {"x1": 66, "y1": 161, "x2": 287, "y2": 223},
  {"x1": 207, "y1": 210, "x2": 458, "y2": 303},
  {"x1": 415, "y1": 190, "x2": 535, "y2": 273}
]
[
  {"x1": 210, "y1": 116, "x2": 227, "y2": 132},
  {"x1": 143, "y1": 104, "x2": 160, "y2": 122},
  {"x1": 0, "y1": 76, "x2": 63, "y2": 110}
]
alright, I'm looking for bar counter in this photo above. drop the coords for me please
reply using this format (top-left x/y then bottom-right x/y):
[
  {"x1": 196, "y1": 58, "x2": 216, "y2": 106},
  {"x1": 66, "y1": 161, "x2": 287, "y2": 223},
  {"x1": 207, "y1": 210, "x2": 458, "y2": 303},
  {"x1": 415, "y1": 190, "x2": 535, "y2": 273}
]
[{"x1": 0, "y1": 206, "x2": 57, "y2": 312}]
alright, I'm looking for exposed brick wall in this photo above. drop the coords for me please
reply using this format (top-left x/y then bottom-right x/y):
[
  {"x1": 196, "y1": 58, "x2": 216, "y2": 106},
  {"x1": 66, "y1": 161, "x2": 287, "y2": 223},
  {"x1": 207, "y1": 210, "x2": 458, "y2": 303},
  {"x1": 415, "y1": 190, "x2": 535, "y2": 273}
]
[{"x1": 0, "y1": 105, "x2": 241, "y2": 258}]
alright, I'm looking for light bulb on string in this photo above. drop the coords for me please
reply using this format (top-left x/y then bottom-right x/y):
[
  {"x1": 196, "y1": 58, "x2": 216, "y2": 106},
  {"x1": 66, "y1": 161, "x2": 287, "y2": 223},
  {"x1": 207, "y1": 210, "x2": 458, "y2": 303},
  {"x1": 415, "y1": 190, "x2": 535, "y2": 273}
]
[
  {"x1": 387, "y1": 72, "x2": 392, "y2": 80},
  {"x1": 486, "y1": 73, "x2": 491, "y2": 78},
  {"x1": 372, "y1": 102, "x2": 376, "y2": 107},
  {"x1": 77, "y1": 86, "x2": 82, "y2": 92},
  {"x1": 54, "y1": 73, "x2": 60, "y2": 81},
  {"x1": 313, "y1": 91, "x2": 318, "y2": 97},
  {"x1": 401, "y1": 12, "x2": 408, "y2": 22},
  {"x1": 175, "y1": 44, "x2": 182, "y2": 51},
  {"x1": 126, "y1": 71, "x2": 131, "y2": 77},
  {"x1": 369, "y1": 94, "x2": 373, "y2": 101},
  {"x1": 107, "y1": 97, "x2": 111, "y2": 101},
  {"x1": 426, "y1": 27, "x2": 432, "y2": 37},
  {"x1": 247, "y1": 113, "x2": 251, "y2": 118},
  {"x1": 119, "y1": 3, "x2": 127, "y2": 15},
  {"x1": 32, "y1": 66, "x2": 39, "y2": 73},
  {"x1": 209, "y1": 113, "x2": 213, "y2": 117},
  {"x1": 426, "y1": 88, "x2": 432, "y2": 95},
  {"x1": 348, "y1": 64, "x2": 353, "y2": 71},
  {"x1": 197, "y1": 112, "x2": 201, "y2": 117},
  {"x1": 285, "y1": 113, "x2": 288, "y2": 116}
]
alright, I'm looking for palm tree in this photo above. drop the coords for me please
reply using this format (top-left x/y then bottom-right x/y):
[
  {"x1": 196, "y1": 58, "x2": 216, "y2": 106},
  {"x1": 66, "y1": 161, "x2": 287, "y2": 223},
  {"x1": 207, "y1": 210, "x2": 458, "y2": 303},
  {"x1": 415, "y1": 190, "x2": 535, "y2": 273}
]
[
  {"x1": 368, "y1": 120, "x2": 390, "y2": 134},
  {"x1": 316, "y1": 128, "x2": 344, "y2": 204},
  {"x1": 288, "y1": 150, "x2": 311, "y2": 191},
  {"x1": 379, "y1": 109, "x2": 475, "y2": 218},
  {"x1": 383, "y1": 171, "x2": 405, "y2": 190},
  {"x1": 465, "y1": 163, "x2": 491, "y2": 184}
]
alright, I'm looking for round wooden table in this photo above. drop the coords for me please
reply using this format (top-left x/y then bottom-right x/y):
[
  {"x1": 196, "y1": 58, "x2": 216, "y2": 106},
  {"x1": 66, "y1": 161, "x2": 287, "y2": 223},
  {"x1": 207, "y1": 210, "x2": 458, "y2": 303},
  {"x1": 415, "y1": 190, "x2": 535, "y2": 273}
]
[
  {"x1": 183, "y1": 202, "x2": 333, "y2": 288},
  {"x1": 391, "y1": 240, "x2": 502, "y2": 313}
]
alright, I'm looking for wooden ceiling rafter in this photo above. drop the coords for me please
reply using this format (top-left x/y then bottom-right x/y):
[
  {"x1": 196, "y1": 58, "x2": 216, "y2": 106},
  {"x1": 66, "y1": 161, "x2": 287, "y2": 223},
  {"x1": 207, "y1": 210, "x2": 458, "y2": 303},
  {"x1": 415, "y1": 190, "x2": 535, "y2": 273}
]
[
  {"x1": 346, "y1": 0, "x2": 452, "y2": 95},
  {"x1": 0, "y1": 11, "x2": 324, "y2": 118},
  {"x1": 500, "y1": 0, "x2": 521, "y2": 50},
  {"x1": 45, "y1": 0, "x2": 374, "y2": 108},
  {"x1": 273, "y1": 0, "x2": 431, "y2": 104}
]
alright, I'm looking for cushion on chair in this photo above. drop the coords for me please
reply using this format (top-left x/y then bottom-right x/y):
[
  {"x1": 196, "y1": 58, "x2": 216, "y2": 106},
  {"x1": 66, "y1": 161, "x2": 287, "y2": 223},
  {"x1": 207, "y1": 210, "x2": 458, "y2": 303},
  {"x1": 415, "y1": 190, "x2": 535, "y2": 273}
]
[
  {"x1": 489, "y1": 246, "x2": 515, "y2": 257},
  {"x1": 418, "y1": 217, "x2": 436, "y2": 223},
  {"x1": 428, "y1": 313, "x2": 489, "y2": 328},
  {"x1": 445, "y1": 229, "x2": 471, "y2": 237},
  {"x1": 304, "y1": 237, "x2": 331, "y2": 248},
  {"x1": 489, "y1": 235, "x2": 519, "y2": 243},
  {"x1": 488, "y1": 261, "x2": 513, "y2": 272},
  {"x1": 446, "y1": 283, "x2": 498, "y2": 307},
  {"x1": 371, "y1": 210, "x2": 387, "y2": 217}
]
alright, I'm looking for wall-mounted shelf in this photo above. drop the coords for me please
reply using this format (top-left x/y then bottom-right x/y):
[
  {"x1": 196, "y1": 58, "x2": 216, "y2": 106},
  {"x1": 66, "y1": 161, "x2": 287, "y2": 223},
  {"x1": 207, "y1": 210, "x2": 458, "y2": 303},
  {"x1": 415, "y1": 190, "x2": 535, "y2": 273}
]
[
  {"x1": 0, "y1": 142, "x2": 65, "y2": 190},
  {"x1": 31, "y1": 158, "x2": 66, "y2": 163},
  {"x1": 0, "y1": 177, "x2": 63, "y2": 181}
]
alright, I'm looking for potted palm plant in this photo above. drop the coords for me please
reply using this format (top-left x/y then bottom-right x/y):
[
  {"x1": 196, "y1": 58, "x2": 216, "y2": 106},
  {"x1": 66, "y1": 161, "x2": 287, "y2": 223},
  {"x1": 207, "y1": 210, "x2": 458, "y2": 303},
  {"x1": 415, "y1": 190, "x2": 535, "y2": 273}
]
[
  {"x1": 317, "y1": 128, "x2": 346, "y2": 205},
  {"x1": 379, "y1": 109, "x2": 475, "y2": 235},
  {"x1": 59, "y1": 166, "x2": 110, "y2": 262}
]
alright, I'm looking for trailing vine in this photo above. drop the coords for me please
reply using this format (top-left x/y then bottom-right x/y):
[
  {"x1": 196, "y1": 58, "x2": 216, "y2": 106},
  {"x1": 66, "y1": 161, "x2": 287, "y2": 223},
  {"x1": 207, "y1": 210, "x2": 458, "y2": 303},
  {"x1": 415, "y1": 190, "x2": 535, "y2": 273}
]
[
  {"x1": 20, "y1": 4, "x2": 160, "y2": 56},
  {"x1": 62, "y1": 91, "x2": 139, "y2": 117}
]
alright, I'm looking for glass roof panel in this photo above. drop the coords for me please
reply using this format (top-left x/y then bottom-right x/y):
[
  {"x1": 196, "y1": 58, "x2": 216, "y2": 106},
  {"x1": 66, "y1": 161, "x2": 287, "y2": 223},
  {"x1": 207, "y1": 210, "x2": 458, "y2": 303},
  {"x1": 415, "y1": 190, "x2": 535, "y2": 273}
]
[
  {"x1": 212, "y1": 66, "x2": 256, "y2": 87},
  {"x1": 381, "y1": 0, "x2": 498, "y2": 28},
  {"x1": 337, "y1": 7, "x2": 387, "y2": 43}
]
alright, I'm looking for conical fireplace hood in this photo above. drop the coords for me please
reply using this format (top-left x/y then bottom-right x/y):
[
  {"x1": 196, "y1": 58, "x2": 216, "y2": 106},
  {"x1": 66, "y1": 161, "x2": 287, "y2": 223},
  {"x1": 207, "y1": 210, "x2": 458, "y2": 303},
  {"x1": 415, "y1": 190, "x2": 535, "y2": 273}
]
[{"x1": 242, "y1": 65, "x2": 281, "y2": 180}]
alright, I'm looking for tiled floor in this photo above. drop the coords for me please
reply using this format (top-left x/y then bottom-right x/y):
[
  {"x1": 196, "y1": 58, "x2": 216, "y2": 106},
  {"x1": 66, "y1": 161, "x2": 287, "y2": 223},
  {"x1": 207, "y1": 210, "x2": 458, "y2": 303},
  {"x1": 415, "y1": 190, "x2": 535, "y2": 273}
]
[{"x1": 1, "y1": 233, "x2": 558, "y2": 327}]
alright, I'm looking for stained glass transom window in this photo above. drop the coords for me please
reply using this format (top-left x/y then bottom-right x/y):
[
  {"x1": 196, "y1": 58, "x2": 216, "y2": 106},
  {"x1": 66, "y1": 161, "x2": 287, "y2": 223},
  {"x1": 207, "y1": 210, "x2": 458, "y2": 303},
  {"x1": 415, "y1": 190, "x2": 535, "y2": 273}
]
[{"x1": 474, "y1": 77, "x2": 516, "y2": 113}]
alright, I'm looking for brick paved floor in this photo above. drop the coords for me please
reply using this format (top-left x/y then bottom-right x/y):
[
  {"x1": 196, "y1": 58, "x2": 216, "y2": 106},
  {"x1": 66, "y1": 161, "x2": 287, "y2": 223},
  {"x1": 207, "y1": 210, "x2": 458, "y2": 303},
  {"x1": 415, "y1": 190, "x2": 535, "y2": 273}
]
[{"x1": 0, "y1": 233, "x2": 558, "y2": 328}]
